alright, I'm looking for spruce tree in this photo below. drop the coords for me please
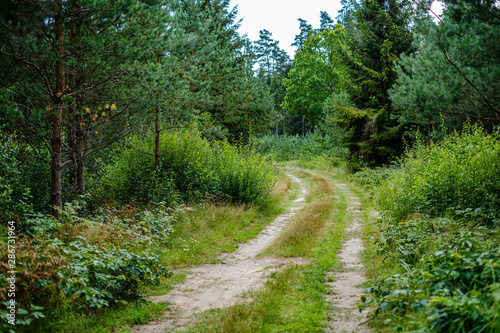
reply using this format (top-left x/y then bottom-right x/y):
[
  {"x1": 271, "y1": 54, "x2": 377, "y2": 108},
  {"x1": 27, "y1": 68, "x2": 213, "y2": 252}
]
[{"x1": 334, "y1": 0, "x2": 415, "y2": 166}]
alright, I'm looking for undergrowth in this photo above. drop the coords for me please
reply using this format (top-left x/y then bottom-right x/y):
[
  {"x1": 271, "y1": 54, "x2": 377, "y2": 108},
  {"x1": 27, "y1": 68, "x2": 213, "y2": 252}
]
[
  {"x1": 377, "y1": 125, "x2": 500, "y2": 224},
  {"x1": 92, "y1": 128, "x2": 278, "y2": 208},
  {"x1": 0, "y1": 148, "x2": 287, "y2": 333},
  {"x1": 254, "y1": 132, "x2": 347, "y2": 165},
  {"x1": 360, "y1": 125, "x2": 500, "y2": 332}
]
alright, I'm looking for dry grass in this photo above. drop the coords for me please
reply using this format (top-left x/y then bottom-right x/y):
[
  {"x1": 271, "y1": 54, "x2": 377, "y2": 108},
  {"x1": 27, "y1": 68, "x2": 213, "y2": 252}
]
[
  {"x1": 311, "y1": 175, "x2": 334, "y2": 194},
  {"x1": 188, "y1": 169, "x2": 351, "y2": 333},
  {"x1": 267, "y1": 199, "x2": 334, "y2": 257},
  {"x1": 266, "y1": 172, "x2": 337, "y2": 258},
  {"x1": 271, "y1": 171, "x2": 293, "y2": 198}
]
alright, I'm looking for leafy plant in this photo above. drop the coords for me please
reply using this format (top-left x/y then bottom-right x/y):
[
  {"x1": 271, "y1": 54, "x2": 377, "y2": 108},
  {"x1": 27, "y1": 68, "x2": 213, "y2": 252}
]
[
  {"x1": 363, "y1": 219, "x2": 500, "y2": 332},
  {"x1": 377, "y1": 125, "x2": 500, "y2": 224},
  {"x1": 0, "y1": 205, "x2": 170, "y2": 331},
  {"x1": 59, "y1": 239, "x2": 168, "y2": 309},
  {"x1": 212, "y1": 141, "x2": 278, "y2": 206},
  {"x1": 93, "y1": 129, "x2": 277, "y2": 207}
]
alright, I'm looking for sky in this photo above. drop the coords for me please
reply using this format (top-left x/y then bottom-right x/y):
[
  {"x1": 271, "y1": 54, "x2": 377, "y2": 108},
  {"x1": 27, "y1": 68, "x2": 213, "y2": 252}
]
[
  {"x1": 228, "y1": 0, "x2": 344, "y2": 58},
  {"x1": 228, "y1": 0, "x2": 444, "y2": 59}
]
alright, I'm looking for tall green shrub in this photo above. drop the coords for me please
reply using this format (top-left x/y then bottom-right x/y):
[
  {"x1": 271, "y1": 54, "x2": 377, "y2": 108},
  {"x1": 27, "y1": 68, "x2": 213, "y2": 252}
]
[
  {"x1": 92, "y1": 129, "x2": 277, "y2": 207},
  {"x1": 0, "y1": 134, "x2": 50, "y2": 222},
  {"x1": 212, "y1": 141, "x2": 278, "y2": 206},
  {"x1": 377, "y1": 125, "x2": 500, "y2": 223},
  {"x1": 91, "y1": 135, "x2": 178, "y2": 207}
]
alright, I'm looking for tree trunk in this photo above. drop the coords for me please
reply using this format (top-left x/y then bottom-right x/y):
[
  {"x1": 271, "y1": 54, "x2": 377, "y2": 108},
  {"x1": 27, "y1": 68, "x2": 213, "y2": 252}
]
[
  {"x1": 71, "y1": 5, "x2": 85, "y2": 195},
  {"x1": 75, "y1": 117, "x2": 85, "y2": 194},
  {"x1": 51, "y1": 0, "x2": 64, "y2": 219},
  {"x1": 155, "y1": 108, "x2": 160, "y2": 169},
  {"x1": 154, "y1": 50, "x2": 161, "y2": 169}
]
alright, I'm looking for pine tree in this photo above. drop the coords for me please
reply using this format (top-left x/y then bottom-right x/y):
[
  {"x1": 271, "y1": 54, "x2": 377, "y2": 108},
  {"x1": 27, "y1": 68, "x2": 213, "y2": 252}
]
[
  {"x1": 292, "y1": 18, "x2": 313, "y2": 51},
  {"x1": 174, "y1": 0, "x2": 275, "y2": 142},
  {"x1": 0, "y1": 0, "x2": 173, "y2": 217},
  {"x1": 390, "y1": 0, "x2": 500, "y2": 137}
]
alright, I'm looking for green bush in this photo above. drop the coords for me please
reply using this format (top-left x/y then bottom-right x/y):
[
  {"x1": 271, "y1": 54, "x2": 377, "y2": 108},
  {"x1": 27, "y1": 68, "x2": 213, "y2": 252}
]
[
  {"x1": 0, "y1": 134, "x2": 50, "y2": 223},
  {"x1": 0, "y1": 209, "x2": 169, "y2": 332},
  {"x1": 212, "y1": 142, "x2": 278, "y2": 206},
  {"x1": 348, "y1": 166, "x2": 393, "y2": 194},
  {"x1": 156, "y1": 130, "x2": 218, "y2": 201},
  {"x1": 91, "y1": 135, "x2": 178, "y2": 207},
  {"x1": 377, "y1": 125, "x2": 500, "y2": 224},
  {"x1": 58, "y1": 240, "x2": 166, "y2": 309},
  {"x1": 363, "y1": 125, "x2": 500, "y2": 332},
  {"x1": 92, "y1": 129, "x2": 277, "y2": 207},
  {"x1": 254, "y1": 131, "x2": 346, "y2": 162},
  {"x1": 362, "y1": 217, "x2": 500, "y2": 332}
]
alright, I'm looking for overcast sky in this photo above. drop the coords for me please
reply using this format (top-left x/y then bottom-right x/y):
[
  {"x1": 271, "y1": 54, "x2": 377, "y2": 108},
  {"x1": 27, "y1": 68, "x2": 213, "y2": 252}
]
[
  {"x1": 228, "y1": 0, "x2": 344, "y2": 58},
  {"x1": 228, "y1": 0, "x2": 444, "y2": 59}
]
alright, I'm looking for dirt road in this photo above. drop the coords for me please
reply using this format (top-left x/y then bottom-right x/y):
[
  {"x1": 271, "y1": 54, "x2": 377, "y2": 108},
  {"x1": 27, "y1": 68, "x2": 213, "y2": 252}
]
[
  {"x1": 134, "y1": 171, "x2": 370, "y2": 333},
  {"x1": 325, "y1": 180, "x2": 370, "y2": 333},
  {"x1": 135, "y1": 173, "x2": 308, "y2": 332}
]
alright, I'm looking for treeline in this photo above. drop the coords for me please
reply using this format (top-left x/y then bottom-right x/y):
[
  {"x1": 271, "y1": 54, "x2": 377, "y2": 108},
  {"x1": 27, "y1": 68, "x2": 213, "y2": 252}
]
[
  {"x1": 282, "y1": 0, "x2": 499, "y2": 168},
  {"x1": 0, "y1": 0, "x2": 289, "y2": 220}
]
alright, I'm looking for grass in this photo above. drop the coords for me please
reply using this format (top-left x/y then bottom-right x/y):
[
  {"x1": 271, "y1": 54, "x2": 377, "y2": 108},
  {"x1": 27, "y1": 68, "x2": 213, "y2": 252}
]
[
  {"x1": 185, "y1": 168, "x2": 354, "y2": 332},
  {"x1": 45, "y1": 300, "x2": 170, "y2": 333},
  {"x1": 266, "y1": 175, "x2": 335, "y2": 258},
  {"x1": 26, "y1": 171, "x2": 293, "y2": 333},
  {"x1": 277, "y1": 155, "x2": 335, "y2": 171}
]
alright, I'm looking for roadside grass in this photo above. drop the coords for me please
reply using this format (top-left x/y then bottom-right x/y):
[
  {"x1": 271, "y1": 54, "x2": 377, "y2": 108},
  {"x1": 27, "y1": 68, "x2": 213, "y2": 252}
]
[
  {"x1": 33, "y1": 171, "x2": 293, "y2": 333},
  {"x1": 186, "y1": 169, "x2": 352, "y2": 332},
  {"x1": 46, "y1": 300, "x2": 170, "y2": 333}
]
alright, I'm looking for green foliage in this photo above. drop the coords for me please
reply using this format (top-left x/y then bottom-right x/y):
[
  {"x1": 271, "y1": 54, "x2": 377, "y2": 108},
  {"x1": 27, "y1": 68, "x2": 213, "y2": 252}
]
[
  {"x1": 363, "y1": 124, "x2": 500, "y2": 332},
  {"x1": 0, "y1": 206, "x2": 169, "y2": 332},
  {"x1": 0, "y1": 133, "x2": 50, "y2": 222},
  {"x1": 282, "y1": 25, "x2": 350, "y2": 124},
  {"x1": 390, "y1": 0, "x2": 500, "y2": 133},
  {"x1": 91, "y1": 135, "x2": 179, "y2": 207},
  {"x1": 58, "y1": 240, "x2": 166, "y2": 309},
  {"x1": 0, "y1": 230, "x2": 66, "y2": 332},
  {"x1": 363, "y1": 217, "x2": 500, "y2": 332},
  {"x1": 348, "y1": 166, "x2": 393, "y2": 194},
  {"x1": 328, "y1": 0, "x2": 415, "y2": 166},
  {"x1": 254, "y1": 132, "x2": 347, "y2": 162},
  {"x1": 377, "y1": 125, "x2": 500, "y2": 223},
  {"x1": 93, "y1": 129, "x2": 277, "y2": 207},
  {"x1": 212, "y1": 141, "x2": 278, "y2": 206}
]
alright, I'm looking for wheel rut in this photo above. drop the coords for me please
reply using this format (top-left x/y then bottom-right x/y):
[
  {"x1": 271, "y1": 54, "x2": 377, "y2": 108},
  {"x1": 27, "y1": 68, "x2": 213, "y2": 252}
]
[
  {"x1": 325, "y1": 180, "x2": 371, "y2": 333},
  {"x1": 134, "y1": 173, "x2": 308, "y2": 332}
]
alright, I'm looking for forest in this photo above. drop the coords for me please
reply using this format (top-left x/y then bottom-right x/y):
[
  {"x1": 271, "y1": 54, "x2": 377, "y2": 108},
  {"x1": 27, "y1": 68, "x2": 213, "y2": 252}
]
[{"x1": 0, "y1": 0, "x2": 499, "y2": 332}]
